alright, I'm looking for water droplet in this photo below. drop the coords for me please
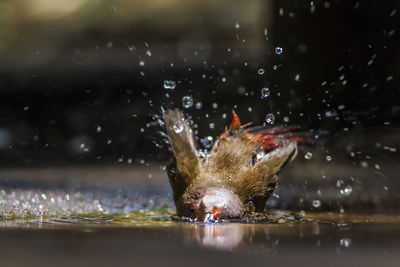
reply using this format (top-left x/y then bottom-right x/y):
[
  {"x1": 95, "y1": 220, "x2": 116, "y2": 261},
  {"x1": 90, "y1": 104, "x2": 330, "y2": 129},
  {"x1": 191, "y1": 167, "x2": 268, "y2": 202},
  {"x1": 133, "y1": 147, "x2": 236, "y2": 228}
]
[
  {"x1": 258, "y1": 69, "x2": 265, "y2": 75},
  {"x1": 294, "y1": 74, "x2": 300, "y2": 81},
  {"x1": 340, "y1": 238, "x2": 352, "y2": 248},
  {"x1": 235, "y1": 22, "x2": 240, "y2": 29},
  {"x1": 195, "y1": 102, "x2": 203, "y2": 110},
  {"x1": 256, "y1": 151, "x2": 265, "y2": 161},
  {"x1": 170, "y1": 122, "x2": 184, "y2": 134},
  {"x1": 305, "y1": 152, "x2": 313, "y2": 159},
  {"x1": 265, "y1": 113, "x2": 275, "y2": 125},
  {"x1": 261, "y1": 87, "x2": 270, "y2": 99},
  {"x1": 201, "y1": 136, "x2": 214, "y2": 149},
  {"x1": 209, "y1": 123, "x2": 215, "y2": 129},
  {"x1": 221, "y1": 77, "x2": 227, "y2": 83},
  {"x1": 139, "y1": 60, "x2": 145, "y2": 66},
  {"x1": 275, "y1": 47, "x2": 283, "y2": 55},
  {"x1": 325, "y1": 111, "x2": 337, "y2": 118},
  {"x1": 182, "y1": 96, "x2": 193, "y2": 109},
  {"x1": 340, "y1": 185, "x2": 353, "y2": 196},
  {"x1": 145, "y1": 50, "x2": 152, "y2": 56},
  {"x1": 312, "y1": 200, "x2": 321, "y2": 208},
  {"x1": 326, "y1": 155, "x2": 332, "y2": 162},
  {"x1": 212, "y1": 103, "x2": 218, "y2": 109},
  {"x1": 360, "y1": 161, "x2": 368, "y2": 168},
  {"x1": 273, "y1": 65, "x2": 278, "y2": 71},
  {"x1": 163, "y1": 80, "x2": 176, "y2": 90}
]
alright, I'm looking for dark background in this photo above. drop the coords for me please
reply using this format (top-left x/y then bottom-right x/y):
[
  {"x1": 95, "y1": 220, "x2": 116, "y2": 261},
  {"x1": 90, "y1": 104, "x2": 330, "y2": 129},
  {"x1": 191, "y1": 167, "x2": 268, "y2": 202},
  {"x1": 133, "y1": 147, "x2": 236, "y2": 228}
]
[{"x1": 0, "y1": 0, "x2": 399, "y2": 167}]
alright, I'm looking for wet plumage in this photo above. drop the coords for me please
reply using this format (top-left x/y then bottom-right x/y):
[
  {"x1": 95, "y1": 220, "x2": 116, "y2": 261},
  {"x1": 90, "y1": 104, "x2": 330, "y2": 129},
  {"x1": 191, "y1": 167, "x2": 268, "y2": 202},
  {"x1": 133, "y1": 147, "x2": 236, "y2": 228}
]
[{"x1": 164, "y1": 109, "x2": 306, "y2": 221}]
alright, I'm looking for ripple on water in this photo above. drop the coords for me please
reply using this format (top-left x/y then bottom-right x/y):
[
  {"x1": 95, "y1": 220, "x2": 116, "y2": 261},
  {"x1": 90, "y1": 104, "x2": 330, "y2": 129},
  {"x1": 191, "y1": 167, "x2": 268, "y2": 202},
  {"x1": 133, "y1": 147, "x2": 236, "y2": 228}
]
[{"x1": 2, "y1": 187, "x2": 400, "y2": 228}]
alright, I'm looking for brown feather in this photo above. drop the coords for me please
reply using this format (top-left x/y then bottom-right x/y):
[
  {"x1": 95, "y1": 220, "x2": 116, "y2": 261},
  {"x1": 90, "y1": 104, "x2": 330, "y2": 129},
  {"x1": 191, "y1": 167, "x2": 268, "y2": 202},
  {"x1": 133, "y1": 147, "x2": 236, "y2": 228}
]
[{"x1": 165, "y1": 109, "x2": 301, "y2": 218}]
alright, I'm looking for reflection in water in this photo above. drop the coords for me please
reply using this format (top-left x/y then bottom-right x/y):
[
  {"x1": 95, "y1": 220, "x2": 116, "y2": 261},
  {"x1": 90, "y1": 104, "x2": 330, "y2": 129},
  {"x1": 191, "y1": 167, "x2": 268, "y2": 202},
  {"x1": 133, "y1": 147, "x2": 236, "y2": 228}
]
[
  {"x1": 1, "y1": 220, "x2": 400, "y2": 267},
  {"x1": 190, "y1": 224, "x2": 245, "y2": 250}
]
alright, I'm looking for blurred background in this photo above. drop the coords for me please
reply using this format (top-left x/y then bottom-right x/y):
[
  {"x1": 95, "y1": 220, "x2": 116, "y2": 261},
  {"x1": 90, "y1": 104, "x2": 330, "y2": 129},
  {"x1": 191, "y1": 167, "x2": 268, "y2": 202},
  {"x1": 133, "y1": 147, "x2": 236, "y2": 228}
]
[{"x1": 0, "y1": 0, "x2": 399, "y2": 210}]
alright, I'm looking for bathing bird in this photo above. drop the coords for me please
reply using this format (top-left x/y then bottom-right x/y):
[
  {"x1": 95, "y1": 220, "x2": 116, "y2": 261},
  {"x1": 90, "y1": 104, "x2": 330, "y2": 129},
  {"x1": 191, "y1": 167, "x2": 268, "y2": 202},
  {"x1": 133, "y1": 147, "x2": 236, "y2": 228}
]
[{"x1": 164, "y1": 109, "x2": 306, "y2": 222}]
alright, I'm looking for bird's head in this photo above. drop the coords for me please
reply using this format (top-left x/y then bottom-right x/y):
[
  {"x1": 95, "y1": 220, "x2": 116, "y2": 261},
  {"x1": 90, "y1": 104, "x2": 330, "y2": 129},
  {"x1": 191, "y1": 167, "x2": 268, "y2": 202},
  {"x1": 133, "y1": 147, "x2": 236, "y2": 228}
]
[{"x1": 191, "y1": 187, "x2": 244, "y2": 222}]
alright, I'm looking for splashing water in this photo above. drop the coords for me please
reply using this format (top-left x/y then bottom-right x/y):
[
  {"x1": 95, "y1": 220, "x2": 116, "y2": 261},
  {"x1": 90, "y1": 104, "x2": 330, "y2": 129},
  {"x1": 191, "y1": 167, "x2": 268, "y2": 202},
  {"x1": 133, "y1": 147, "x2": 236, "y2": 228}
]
[
  {"x1": 195, "y1": 102, "x2": 203, "y2": 110},
  {"x1": 340, "y1": 185, "x2": 353, "y2": 196},
  {"x1": 275, "y1": 46, "x2": 283, "y2": 55},
  {"x1": 265, "y1": 113, "x2": 275, "y2": 124},
  {"x1": 261, "y1": 88, "x2": 270, "y2": 99},
  {"x1": 304, "y1": 152, "x2": 313, "y2": 159},
  {"x1": 170, "y1": 122, "x2": 184, "y2": 134},
  {"x1": 201, "y1": 136, "x2": 214, "y2": 149},
  {"x1": 312, "y1": 200, "x2": 321, "y2": 208},
  {"x1": 182, "y1": 96, "x2": 193, "y2": 109},
  {"x1": 163, "y1": 80, "x2": 176, "y2": 90}
]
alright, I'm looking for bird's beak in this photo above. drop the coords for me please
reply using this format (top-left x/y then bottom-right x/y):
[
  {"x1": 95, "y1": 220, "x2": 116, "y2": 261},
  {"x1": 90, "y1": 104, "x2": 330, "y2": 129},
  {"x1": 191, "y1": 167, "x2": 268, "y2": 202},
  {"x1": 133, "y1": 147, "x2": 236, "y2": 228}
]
[
  {"x1": 212, "y1": 207, "x2": 221, "y2": 220},
  {"x1": 203, "y1": 207, "x2": 222, "y2": 223}
]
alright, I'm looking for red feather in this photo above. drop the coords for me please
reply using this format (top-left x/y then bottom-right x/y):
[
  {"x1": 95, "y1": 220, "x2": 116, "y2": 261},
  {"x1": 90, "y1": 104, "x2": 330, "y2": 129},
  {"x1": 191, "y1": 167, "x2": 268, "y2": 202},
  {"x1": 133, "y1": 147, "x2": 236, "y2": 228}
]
[
  {"x1": 247, "y1": 128, "x2": 307, "y2": 151},
  {"x1": 246, "y1": 131, "x2": 282, "y2": 150},
  {"x1": 230, "y1": 109, "x2": 241, "y2": 130},
  {"x1": 226, "y1": 111, "x2": 308, "y2": 151}
]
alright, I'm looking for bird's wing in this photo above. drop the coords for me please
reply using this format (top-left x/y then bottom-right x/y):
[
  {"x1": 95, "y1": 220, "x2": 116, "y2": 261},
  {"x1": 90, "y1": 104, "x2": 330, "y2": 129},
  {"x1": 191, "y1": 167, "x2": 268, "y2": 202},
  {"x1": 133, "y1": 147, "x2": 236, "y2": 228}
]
[
  {"x1": 245, "y1": 129, "x2": 301, "y2": 212},
  {"x1": 246, "y1": 125, "x2": 309, "y2": 176},
  {"x1": 164, "y1": 109, "x2": 199, "y2": 193},
  {"x1": 214, "y1": 111, "x2": 307, "y2": 211},
  {"x1": 246, "y1": 125, "x2": 308, "y2": 152}
]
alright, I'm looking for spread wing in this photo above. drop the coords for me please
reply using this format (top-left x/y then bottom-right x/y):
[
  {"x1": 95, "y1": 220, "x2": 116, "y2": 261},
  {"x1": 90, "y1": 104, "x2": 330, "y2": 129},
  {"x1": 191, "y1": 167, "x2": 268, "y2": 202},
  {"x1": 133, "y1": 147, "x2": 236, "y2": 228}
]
[
  {"x1": 164, "y1": 109, "x2": 199, "y2": 215},
  {"x1": 247, "y1": 125, "x2": 307, "y2": 152},
  {"x1": 215, "y1": 110, "x2": 310, "y2": 212},
  {"x1": 246, "y1": 124, "x2": 312, "y2": 211}
]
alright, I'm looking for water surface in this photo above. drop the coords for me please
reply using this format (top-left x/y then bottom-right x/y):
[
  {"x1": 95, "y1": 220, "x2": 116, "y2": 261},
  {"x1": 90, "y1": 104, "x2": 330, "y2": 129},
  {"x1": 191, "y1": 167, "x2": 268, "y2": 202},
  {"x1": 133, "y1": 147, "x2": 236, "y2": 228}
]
[{"x1": 1, "y1": 166, "x2": 399, "y2": 266}]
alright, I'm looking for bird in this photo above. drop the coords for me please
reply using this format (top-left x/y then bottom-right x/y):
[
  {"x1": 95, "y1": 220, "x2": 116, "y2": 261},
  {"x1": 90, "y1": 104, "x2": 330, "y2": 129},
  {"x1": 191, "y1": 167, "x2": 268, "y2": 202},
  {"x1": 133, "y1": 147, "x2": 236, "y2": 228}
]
[{"x1": 164, "y1": 108, "x2": 307, "y2": 222}]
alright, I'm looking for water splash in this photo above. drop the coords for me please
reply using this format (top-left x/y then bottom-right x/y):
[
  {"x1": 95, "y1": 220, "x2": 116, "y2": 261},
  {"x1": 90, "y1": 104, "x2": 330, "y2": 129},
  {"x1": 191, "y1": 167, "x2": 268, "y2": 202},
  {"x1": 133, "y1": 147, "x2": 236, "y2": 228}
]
[
  {"x1": 265, "y1": 113, "x2": 275, "y2": 124},
  {"x1": 261, "y1": 88, "x2": 270, "y2": 99},
  {"x1": 275, "y1": 47, "x2": 283, "y2": 55},
  {"x1": 182, "y1": 96, "x2": 193, "y2": 109},
  {"x1": 163, "y1": 80, "x2": 176, "y2": 90}
]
